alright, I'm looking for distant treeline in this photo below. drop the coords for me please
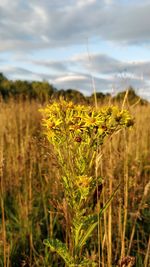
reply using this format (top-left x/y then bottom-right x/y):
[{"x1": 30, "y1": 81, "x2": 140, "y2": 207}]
[{"x1": 0, "y1": 72, "x2": 148, "y2": 104}]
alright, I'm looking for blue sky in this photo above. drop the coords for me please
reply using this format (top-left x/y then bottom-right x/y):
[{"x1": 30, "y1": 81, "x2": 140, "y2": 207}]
[{"x1": 0, "y1": 0, "x2": 150, "y2": 100}]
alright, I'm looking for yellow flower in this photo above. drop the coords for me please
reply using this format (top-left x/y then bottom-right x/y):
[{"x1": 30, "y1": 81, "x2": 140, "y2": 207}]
[{"x1": 76, "y1": 175, "x2": 92, "y2": 188}]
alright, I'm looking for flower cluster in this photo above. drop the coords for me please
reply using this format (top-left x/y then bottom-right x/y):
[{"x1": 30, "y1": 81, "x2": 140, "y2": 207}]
[
  {"x1": 41, "y1": 100, "x2": 134, "y2": 266},
  {"x1": 41, "y1": 100, "x2": 134, "y2": 148}
]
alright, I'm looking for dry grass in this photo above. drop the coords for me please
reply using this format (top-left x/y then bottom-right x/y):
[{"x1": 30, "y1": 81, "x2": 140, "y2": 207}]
[{"x1": 0, "y1": 98, "x2": 150, "y2": 266}]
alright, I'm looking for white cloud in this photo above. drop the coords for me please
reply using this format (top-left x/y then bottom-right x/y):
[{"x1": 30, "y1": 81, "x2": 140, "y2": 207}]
[
  {"x1": 0, "y1": 0, "x2": 150, "y2": 52},
  {"x1": 30, "y1": 53, "x2": 150, "y2": 99},
  {"x1": 55, "y1": 74, "x2": 86, "y2": 83},
  {"x1": 76, "y1": 0, "x2": 96, "y2": 7},
  {"x1": 104, "y1": 0, "x2": 114, "y2": 5},
  {"x1": 0, "y1": 0, "x2": 150, "y2": 100}
]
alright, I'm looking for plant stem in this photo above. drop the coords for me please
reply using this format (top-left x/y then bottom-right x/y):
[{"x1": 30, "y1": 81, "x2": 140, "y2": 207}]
[{"x1": 0, "y1": 138, "x2": 6, "y2": 267}]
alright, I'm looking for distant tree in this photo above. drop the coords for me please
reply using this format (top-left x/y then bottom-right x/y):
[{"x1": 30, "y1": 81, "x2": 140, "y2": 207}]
[
  {"x1": 0, "y1": 79, "x2": 13, "y2": 99},
  {"x1": 65, "y1": 89, "x2": 86, "y2": 103},
  {"x1": 0, "y1": 73, "x2": 148, "y2": 104},
  {"x1": 12, "y1": 80, "x2": 32, "y2": 99},
  {"x1": 113, "y1": 86, "x2": 147, "y2": 105},
  {"x1": 87, "y1": 91, "x2": 110, "y2": 105},
  {"x1": 52, "y1": 89, "x2": 66, "y2": 100},
  {"x1": 0, "y1": 73, "x2": 7, "y2": 83},
  {"x1": 31, "y1": 81, "x2": 54, "y2": 102},
  {"x1": 52, "y1": 88, "x2": 86, "y2": 103}
]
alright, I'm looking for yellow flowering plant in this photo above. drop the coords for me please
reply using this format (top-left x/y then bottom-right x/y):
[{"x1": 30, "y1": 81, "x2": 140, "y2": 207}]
[{"x1": 40, "y1": 100, "x2": 134, "y2": 266}]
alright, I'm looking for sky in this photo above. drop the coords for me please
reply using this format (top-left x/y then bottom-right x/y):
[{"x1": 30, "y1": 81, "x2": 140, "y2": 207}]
[{"x1": 0, "y1": 0, "x2": 150, "y2": 100}]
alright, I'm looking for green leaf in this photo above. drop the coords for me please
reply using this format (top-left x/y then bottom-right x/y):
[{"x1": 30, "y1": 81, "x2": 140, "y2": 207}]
[
  {"x1": 77, "y1": 183, "x2": 120, "y2": 250},
  {"x1": 77, "y1": 221, "x2": 98, "y2": 251},
  {"x1": 73, "y1": 220, "x2": 83, "y2": 249},
  {"x1": 99, "y1": 183, "x2": 120, "y2": 217},
  {"x1": 44, "y1": 239, "x2": 74, "y2": 266}
]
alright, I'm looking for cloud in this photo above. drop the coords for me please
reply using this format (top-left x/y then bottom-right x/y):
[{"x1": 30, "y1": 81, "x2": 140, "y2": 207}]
[
  {"x1": 0, "y1": 0, "x2": 150, "y2": 100},
  {"x1": 0, "y1": 57, "x2": 149, "y2": 99},
  {"x1": 30, "y1": 53, "x2": 150, "y2": 98},
  {"x1": 55, "y1": 74, "x2": 86, "y2": 83},
  {"x1": 0, "y1": 0, "x2": 150, "y2": 53},
  {"x1": 53, "y1": 73, "x2": 113, "y2": 95},
  {"x1": 31, "y1": 59, "x2": 69, "y2": 73},
  {"x1": 32, "y1": 53, "x2": 150, "y2": 80},
  {"x1": 0, "y1": 65, "x2": 56, "y2": 82},
  {"x1": 76, "y1": 0, "x2": 97, "y2": 8}
]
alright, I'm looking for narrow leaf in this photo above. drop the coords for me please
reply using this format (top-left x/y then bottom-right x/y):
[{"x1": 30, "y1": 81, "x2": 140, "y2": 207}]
[
  {"x1": 78, "y1": 183, "x2": 120, "y2": 250},
  {"x1": 44, "y1": 239, "x2": 74, "y2": 266}
]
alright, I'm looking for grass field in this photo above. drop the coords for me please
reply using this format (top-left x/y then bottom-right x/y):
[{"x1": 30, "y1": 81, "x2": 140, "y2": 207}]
[{"x1": 0, "y1": 98, "x2": 150, "y2": 267}]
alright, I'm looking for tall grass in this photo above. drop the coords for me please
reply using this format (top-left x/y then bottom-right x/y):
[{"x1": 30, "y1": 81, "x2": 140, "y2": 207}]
[{"x1": 0, "y1": 97, "x2": 149, "y2": 266}]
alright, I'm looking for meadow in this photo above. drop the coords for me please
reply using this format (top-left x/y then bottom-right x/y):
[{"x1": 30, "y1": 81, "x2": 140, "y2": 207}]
[{"x1": 0, "y1": 96, "x2": 150, "y2": 267}]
